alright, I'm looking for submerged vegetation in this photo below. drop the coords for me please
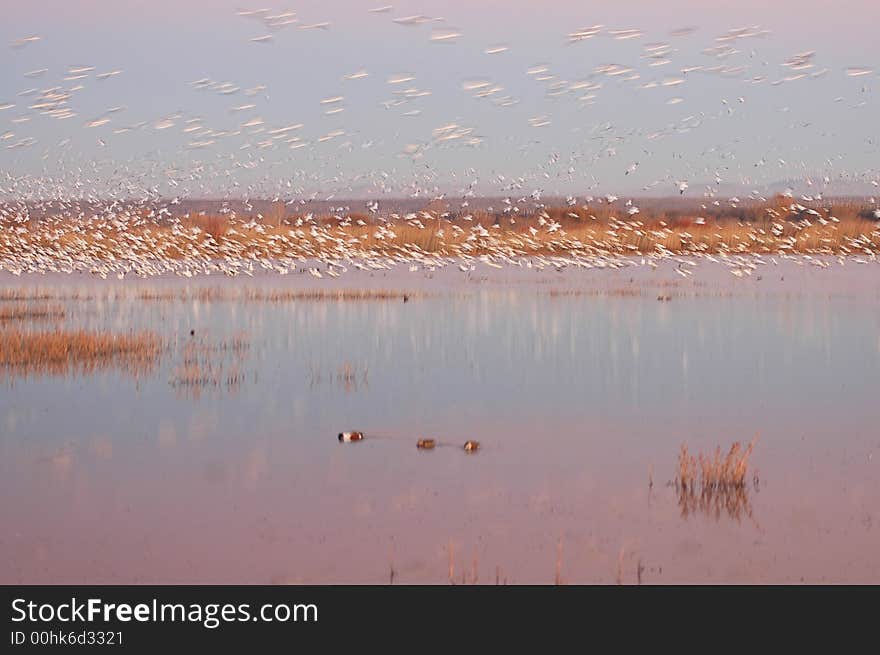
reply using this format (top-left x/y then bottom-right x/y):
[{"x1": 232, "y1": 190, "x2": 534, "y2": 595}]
[{"x1": 169, "y1": 333, "x2": 250, "y2": 399}]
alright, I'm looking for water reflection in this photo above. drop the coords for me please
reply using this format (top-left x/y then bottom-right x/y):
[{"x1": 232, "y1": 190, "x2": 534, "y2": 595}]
[
  {"x1": 2, "y1": 269, "x2": 880, "y2": 583},
  {"x1": 676, "y1": 483, "x2": 757, "y2": 523}
]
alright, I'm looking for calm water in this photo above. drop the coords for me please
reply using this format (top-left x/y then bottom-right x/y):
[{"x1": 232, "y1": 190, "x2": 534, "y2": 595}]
[{"x1": 2, "y1": 261, "x2": 879, "y2": 583}]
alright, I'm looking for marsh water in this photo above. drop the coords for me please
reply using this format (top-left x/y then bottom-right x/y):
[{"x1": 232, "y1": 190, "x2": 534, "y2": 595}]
[{"x1": 2, "y1": 259, "x2": 879, "y2": 583}]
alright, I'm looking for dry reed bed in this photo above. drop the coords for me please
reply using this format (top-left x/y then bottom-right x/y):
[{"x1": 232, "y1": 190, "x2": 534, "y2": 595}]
[
  {"x1": 0, "y1": 290, "x2": 55, "y2": 302},
  {"x1": 0, "y1": 328, "x2": 162, "y2": 379},
  {"x1": 0, "y1": 289, "x2": 95, "y2": 302},
  {"x1": 139, "y1": 288, "x2": 420, "y2": 302},
  {"x1": 548, "y1": 288, "x2": 642, "y2": 298},
  {"x1": 0, "y1": 287, "x2": 424, "y2": 303}
]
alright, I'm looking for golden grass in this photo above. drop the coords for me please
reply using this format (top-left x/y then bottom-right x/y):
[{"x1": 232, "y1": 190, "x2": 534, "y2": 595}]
[{"x1": 0, "y1": 328, "x2": 162, "y2": 379}]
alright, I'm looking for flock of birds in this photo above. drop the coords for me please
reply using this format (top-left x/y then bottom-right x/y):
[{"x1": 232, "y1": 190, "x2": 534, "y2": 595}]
[
  {"x1": 0, "y1": 193, "x2": 878, "y2": 280},
  {"x1": 1, "y1": 6, "x2": 878, "y2": 279}
]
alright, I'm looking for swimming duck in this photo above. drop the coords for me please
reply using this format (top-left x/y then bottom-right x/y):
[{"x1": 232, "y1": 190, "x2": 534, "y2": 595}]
[
  {"x1": 338, "y1": 431, "x2": 365, "y2": 443},
  {"x1": 416, "y1": 438, "x2": 436, "y2": 450},
  {"x1": 463, "y1": 440, "x2": 480, "y2": 453}
]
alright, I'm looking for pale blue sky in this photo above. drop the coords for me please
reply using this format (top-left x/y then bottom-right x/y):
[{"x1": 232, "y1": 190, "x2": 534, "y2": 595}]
[{"x1": 1, "y1": 1, "x2": 877, "y2": 200}]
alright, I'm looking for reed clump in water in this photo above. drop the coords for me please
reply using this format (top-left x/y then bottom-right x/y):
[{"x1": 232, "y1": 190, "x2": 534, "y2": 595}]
[
  {"x1": 676, "y1": 438, "x2": 756, "y2": 492},
  {"x1": 674, "y1": 437, "x2": 758, "y2": 522},
  {"x1": 0, "y1": 328, "x2": 162, "y2": 379}
]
